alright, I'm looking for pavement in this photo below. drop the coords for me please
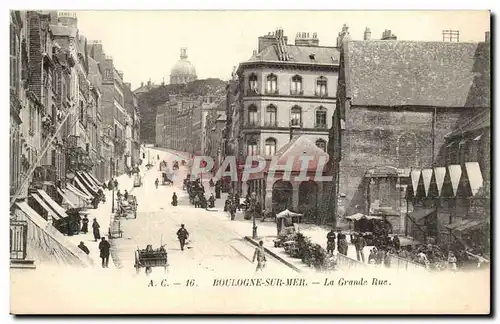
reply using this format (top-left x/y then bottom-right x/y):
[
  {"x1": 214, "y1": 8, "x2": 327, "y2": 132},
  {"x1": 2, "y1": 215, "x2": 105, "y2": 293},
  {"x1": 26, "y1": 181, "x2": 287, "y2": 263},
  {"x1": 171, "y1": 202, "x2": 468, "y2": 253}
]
[{"x1": 107, "y1": 147, "x2": 297, "y2": 279}]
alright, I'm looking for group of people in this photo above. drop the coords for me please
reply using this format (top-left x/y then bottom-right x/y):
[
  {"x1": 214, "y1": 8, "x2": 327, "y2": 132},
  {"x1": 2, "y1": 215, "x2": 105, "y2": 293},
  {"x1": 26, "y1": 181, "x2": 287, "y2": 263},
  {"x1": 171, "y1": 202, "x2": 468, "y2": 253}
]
[{"x1": 185, "y1": 177, "x2": 216, "y2": 209}]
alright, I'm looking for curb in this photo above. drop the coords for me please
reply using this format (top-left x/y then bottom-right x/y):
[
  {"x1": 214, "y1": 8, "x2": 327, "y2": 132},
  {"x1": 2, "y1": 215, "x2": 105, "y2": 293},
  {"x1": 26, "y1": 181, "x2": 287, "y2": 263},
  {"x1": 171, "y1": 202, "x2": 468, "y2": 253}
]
[{"x1": 244, "y1": 236, "x2": 301, "y2": 273}]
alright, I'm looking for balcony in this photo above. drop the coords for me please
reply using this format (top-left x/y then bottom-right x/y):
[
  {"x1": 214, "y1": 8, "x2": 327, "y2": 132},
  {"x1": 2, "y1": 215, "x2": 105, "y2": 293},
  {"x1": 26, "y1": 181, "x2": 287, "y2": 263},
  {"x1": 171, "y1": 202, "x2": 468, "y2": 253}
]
[
  {"x1": 314, "y1": 91, "x2": 328, "y2": 98},
  {"x1": 264, "y1": 121, "x2": 278, "y2": 127},
  {"x1": 32, "y1": 165, "x2": 57, "y2": 183},
  {"x1": 246, "y1": 88, "x2": 259, "y2": 96},
  {"x1": 264, "y1": 89, "x2": 279, "y2": 95},
  {"x1": 290, "y1": 119, "x2": 303, "y2": 128},
  {"x1": 245, "y1": 121, "x2": 260, "y2": 128},
  {"x1": 10, "y1": 220, "x2": 35, "y2": 269},
  {"x1": 290, "y1": 89, "x2": 304, "y2": 96}
]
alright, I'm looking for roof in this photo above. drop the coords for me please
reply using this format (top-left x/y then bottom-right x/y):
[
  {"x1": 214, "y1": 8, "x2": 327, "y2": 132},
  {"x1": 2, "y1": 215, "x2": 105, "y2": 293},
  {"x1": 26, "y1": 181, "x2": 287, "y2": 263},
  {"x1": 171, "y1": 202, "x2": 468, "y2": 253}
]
[
  {"x1": 49, "y1": 24, "x2": 77, "y2": 38},
  {"x1": 408, "y1": 208, "x2": 436, "y2": 221},
  {"x1": 246, "y1": 44, "x2": 340, "y2": 66},
  {"x1": 134, "y1": 83, "x2": 161, "y2": 95},
  {"x1": 447, "y1": 109, "x2": 490, "y2": 138},
  {"x1": 345, "y1": 40, "x2": 490, "y2": 108},
  {"x1": 273, "y1": 135, "x2": 329, "y2": 173}
]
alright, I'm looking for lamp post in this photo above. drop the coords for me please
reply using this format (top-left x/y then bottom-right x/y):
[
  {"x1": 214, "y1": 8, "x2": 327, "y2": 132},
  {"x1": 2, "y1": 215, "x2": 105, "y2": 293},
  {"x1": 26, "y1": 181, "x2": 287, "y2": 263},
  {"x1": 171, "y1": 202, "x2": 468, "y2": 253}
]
[{"x1": 251, "y1": 191, "x2": 258, "y2": 239}]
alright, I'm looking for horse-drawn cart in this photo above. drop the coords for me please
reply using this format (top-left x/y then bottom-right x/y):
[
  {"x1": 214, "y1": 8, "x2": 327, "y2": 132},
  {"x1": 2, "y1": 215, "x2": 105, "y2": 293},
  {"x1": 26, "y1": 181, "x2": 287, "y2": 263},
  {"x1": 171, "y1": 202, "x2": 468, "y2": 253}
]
[
  {"x1": 134, "y1": 245, "x2": 169, "y2": 275},
  {"x1": 118, "y1": 195, "x2": 138, "y2": 218}
]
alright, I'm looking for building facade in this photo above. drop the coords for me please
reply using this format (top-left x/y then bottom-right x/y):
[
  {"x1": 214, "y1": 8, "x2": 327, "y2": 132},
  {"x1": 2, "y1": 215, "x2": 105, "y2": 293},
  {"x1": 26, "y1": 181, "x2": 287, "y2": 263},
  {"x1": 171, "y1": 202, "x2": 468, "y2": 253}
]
[
  {"x1": 229, "y1": 28, "x2": 339, "y2": 221},
  {"x1": 330, "y1": 27, "x2": 491, "y2": 240}
]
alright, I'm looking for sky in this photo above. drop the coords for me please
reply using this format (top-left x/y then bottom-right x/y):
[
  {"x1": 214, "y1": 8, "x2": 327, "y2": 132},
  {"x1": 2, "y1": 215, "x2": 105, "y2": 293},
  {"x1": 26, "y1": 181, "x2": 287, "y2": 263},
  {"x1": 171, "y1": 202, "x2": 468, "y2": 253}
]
[{"x1": 72, "y1": 11, "x2": 490, "y2": 90}]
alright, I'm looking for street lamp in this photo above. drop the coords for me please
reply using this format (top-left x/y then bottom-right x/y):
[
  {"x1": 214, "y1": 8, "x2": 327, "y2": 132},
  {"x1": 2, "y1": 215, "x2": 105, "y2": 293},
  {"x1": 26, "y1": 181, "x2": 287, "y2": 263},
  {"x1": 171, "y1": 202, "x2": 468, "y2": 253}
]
[{"x1": 251, "y1": 191, "x2": 258, "y2": 239}]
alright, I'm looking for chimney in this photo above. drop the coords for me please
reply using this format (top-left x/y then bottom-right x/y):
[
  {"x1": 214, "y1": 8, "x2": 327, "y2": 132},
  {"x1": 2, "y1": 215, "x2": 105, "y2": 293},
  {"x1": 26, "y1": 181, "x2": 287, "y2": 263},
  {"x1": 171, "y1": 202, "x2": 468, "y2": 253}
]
[
  {"x1": 295, "y1": 31, "x2": 320, "y2": 46},
  {"x1": 485, "y1": 31, "x2": 490, "y2": 43},
  {"x1": 252, "y1": 50, "x2": 257, "y2": 56},
  {"x1": 257, "y1": 28, "x2": 288, "y2": 52},
  {"x1": 364, "y1": 27, "x2": 371, "y2": 40}
]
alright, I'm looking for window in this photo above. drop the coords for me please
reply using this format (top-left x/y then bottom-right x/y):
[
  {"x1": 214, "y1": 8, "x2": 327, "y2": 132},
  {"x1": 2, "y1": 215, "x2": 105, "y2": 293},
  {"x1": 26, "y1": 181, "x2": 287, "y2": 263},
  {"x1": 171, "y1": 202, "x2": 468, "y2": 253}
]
[
  {"x1": 29, "y1": 105, "x2": 34, "y2": 134},
  {"x1": 291, "y1": 75, "x2": 303, "y2": 95},
  {"x1": 265, "y1": 138, "x2": 277, "y2": 156},
  {"x1": 316, "y1": 76, "x2": 328, "y2": 97},
  {"x1": 316, "y1": 139, "x2": 327, "y2": 152},
  {"x1": 114, "y1": 125, "x2": 118, "y2": 138},
  {"x1": 266, "y1": 74, "x2": 278, "y2": 94},
  {"x1": 316, "y1": 106, "x2": 327, "y2": 128},
  {"x1": 398, "y1": 133, "x2": 417, "y2": 168},
  {"x1": 10, "y1": 24, "x2": 19, "y2": 93},
  {"x1": 79, "y1": 101, "x2": 84, "y2": 122},
  {"x1": 291, "y1": 106, "x2": 302, "y2": 127},
  {"x1": 105, "y1": 69, "x2": 112, "y2": 79},
  {"x1": 247, "y1": 138, "x2": 258, "y2": 156},
  {"x1": 248, "y1": 105, "x2": 258, "y2": 126},
  {"x1": 248, "y1": 73, "x2": 258, "y2": 93},
  {"x1": 52, "y1": 71, "x2": 58, "y2": 94},
  {"x1": 266, "y1": 105, "x2": 277, "y2": 126}
]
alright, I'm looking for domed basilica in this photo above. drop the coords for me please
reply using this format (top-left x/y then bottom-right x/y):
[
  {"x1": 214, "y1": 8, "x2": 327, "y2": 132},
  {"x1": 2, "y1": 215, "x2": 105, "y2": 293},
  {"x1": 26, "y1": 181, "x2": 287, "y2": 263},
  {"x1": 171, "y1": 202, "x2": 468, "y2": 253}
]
[{"x1": 170, "y1": 48, "x2": 197, "y2": 85}]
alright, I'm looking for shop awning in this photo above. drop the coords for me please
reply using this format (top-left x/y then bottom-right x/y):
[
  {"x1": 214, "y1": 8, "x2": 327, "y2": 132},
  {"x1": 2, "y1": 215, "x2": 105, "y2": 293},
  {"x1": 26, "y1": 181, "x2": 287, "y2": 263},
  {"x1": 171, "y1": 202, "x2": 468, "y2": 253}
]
[
  {"x1": 56, "y1": 188, "x2": 76, "y2": 209},
  {"x1": 408, "y1": 208, "x2": 436, "y2": 222},
  {"x1": 345, "y1": 213, "x2": 383, "y2": 221},
  {"x1": 421, "y1": 169, "x2": 433, "y2": 196},
  {"x1": 448, "y1": 165, "x2": 462, "y2": 197},
  {"x1": 15, "y1": 201, "x2": 48, "y2": 227},
  {"x1": 271, "y1": 135, "x2": 329, "y2": 173},
  {"x1": 434, "y1": 167, "x2": 446, "y2": 196},
  {"x1": 445, "y1": 218, "x2": 488, "y2": 232},
  {"x1": 86, "y1": 171, "x2": 103, "y2": 187},
  {"x1": 37, "y1": 189, "x2": 68, "y2": 219},
  {"x1": 410, "y1": 169, "x2": 421, "y2": 193},
  {"x1": 465, "y1": 162, "x2": 484, "y2": 196},
  {"x1": 80, "y1": 171, "x2": 100, "y2": 191},
  {"x1": 76, "y1": 172, "x2": 98, "y2": 196},
  {"x1": 67, "y1": 183, "x2": 92, "y2": 201},
  {"x1": 30, "y1": 193, "x2": 62, "y2": 220},
  {"x1": 73, "y1": 176, "x2": 93, "y2": 198}
]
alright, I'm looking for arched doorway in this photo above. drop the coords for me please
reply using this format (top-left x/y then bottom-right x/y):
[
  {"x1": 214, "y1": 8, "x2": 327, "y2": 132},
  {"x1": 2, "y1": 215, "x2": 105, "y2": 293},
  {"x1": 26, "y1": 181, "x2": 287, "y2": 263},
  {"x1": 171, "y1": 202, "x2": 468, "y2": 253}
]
[
  {"x1": 272, "y1": 180, "x2": 293, "y2": 213},
  {"x1": 299, "y1": 181, "x2": 318, "y2": 221}
]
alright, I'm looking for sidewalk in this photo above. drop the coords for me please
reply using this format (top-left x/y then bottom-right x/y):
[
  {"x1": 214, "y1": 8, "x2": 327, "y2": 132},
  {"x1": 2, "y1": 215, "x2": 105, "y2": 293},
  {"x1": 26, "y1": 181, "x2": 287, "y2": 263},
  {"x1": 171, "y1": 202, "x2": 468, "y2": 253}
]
[{"x1": 65, "y1": 173, "x2": 136, "y2": 269}]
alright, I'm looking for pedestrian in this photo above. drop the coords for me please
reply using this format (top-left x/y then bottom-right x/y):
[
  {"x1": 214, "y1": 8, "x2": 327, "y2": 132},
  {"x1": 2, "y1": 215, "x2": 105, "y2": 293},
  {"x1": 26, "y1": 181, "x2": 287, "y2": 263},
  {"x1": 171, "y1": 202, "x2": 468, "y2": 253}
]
[
  {"x1": 171, "y1": 192, "x2": 178, "y2": 206},
  {"x1": 113, "y1": 179, "x2": 118, "y2": 189},
  {"x1": 78, "y1": 241, "x2": 90, "y2": 255},
  {"x1": 392, "y1": 234, "x2": 401, "y2": 251},
  {"x1": 176, "y1": 224, "x2": 189, "y2": 251},
  {"x1": 193, "y1": 194, "x2": 200, "y2": 208},
  {"x1": 355, "y1": 233, "x2": 366, "y2": 263},
  {"x1": 155, "y1": 178, "x2": 159, "y2": 189},
  {"x1": 81, "y1": 215, "x2": 89, "y2": 234},
  {"x1": 124, "y1": 190, "x2": 129, "y2": 200},
  {"x1": 98, "y1": 237, "x2": 111, "y2": 268},
  {"x1": 447, "y1": 251, "x2": 457, "y2": 271},
  {"x1": 108, "y1": 179, "x2": 113, "y2": 190},
  {"x1": 252, "y1": 240, "x2": 267, "y2": 273},
  {"x1": 208, "y1": 193, "x2": 215, "y2": 208},
  {"x1": 326, "y1": 228, "x2": 336, "y2": 254},
  {"x1": 92, "y1": 218, "x2": 100, "y2": 242},
  {"x1": 368, "y1": 248, "x2": 377, "y2": 264}
]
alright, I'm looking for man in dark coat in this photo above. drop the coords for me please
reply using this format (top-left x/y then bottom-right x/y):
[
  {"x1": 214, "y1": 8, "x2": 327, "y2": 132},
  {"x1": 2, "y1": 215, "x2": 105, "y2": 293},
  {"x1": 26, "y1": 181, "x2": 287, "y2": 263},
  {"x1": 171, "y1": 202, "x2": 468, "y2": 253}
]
[
  {"x1": 113, "y1": 179, "x2": 118, "y2": 189},
  {"x1": 326, "y1": 229, "x2": 336, "y2": 254},
  {"x1": 176, "y1": 224, "x2": 189, "y2": 251},
  {"x1": 392, "y1": 234, "x2": 401, "y2": 251},
  {"x1": 355, "y1": 233, "x2": 367, "y2": 263},
  {"x1": 78, "y1": 241, "x2": 90, "y2": 255},
  {"x1": 92, "y1": 218, "x2": 100, "y2": 242},
  {"x1": 98, "y1": 237, "x2": 111, "y2": 268}
]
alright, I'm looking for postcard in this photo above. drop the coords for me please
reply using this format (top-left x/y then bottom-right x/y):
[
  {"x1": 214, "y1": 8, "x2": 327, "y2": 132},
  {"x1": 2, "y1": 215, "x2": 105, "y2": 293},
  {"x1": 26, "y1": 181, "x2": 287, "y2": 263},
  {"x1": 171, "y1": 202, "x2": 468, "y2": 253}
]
[{"x1": 9, "y1": 9, "x2": 491, "y2": 314}]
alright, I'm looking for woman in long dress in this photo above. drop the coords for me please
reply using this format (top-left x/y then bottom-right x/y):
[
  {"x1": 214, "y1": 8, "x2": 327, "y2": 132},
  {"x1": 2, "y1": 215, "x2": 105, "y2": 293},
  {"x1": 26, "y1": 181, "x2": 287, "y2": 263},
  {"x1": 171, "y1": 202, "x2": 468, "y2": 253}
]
[{"x1": 92, "y1": 218, "x2": 100, "y2": 242}]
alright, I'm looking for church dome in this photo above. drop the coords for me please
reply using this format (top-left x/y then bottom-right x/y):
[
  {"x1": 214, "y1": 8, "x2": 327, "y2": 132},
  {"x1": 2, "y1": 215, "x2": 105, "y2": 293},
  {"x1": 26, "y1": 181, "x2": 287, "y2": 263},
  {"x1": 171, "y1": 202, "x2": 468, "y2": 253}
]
[{"x1": 170, "y1": 48, "x2": 197, "y2": 85}]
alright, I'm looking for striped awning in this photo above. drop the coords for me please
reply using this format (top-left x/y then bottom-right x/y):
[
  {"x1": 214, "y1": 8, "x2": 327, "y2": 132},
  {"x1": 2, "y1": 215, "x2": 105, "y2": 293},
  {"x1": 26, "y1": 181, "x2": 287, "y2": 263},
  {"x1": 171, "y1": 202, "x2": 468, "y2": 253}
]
[
  {"x1": 421, "y1": 169, "x2": 433, "y2": 197},
  {"x1": 410, "y1": 169, "x2": 421, "y2": 193},
  {"x1": 30, "y1": 193, "x2": 62, "y2": 220},
  {"x1": 37, "y1": 190, "x2": 68, "y2": 219},
  {"x1": 86, "y1": 172, "x2": 103, "y2": 187},
  {"x1": 57, "y1": 187, "x2": 76, "y2": 209},
  {"x1": 445, "y1": 218, "x2": 488, "y2": 232},
  {"x1": 67, "y1": 183, "x2": 92, "y2": 201},
  {"x1": 448, "y1": 165, "x2": 462, "y2": 197},
  {"x1": 73, "y1": 176, "x2": 93, "y2": 198},
  {"x1": 465, "y1": 162, "x2": 484, "y2": 196},
  {"x1": 433, "y1": 167, "x2": 446, "y2": 196}
]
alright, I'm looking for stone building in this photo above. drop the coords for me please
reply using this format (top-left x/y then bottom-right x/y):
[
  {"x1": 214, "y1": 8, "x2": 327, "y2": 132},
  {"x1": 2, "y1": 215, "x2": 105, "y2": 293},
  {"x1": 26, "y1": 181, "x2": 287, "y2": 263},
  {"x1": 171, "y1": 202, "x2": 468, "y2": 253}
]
[
  {"x1": 229, "y1": 28, "x2": 339, "y2": 220},
  {"x1": 330, "y1": 27, "x2": 491, "y2": 236},
  {"x1": 170, "y1": 48, "x2": 197, "y2": 85},
  {"x1": 88, "y1": 42, "x2": 128, "y2": 176},
  {"x1": 203, "y1": 101, "x2": 227, "y2": 170}
]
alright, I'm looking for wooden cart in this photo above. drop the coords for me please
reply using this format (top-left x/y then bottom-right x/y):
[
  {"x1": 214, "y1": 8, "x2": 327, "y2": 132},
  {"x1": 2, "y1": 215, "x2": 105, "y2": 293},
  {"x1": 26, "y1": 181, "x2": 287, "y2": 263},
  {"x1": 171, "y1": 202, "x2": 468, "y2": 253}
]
[
  {"x1": 118, "y1": 195, "x2": 138, "y2": 218},
  {"x1": 134, "y1": 245, "x2": 168, "y2": 275}
]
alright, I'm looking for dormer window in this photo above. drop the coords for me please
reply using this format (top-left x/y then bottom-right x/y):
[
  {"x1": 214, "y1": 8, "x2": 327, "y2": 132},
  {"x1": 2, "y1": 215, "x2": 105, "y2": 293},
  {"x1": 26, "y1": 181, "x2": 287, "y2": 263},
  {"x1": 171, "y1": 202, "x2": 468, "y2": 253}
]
[
  {"x1": 291, "y1": 75, "x2": 303, "y2": 95},
  {"x1": 266, "y1": 74, "x2": 278, "y2": 94},
  {"x1": 315, "y1": 76, "x2": 327, "y2": 97}
]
